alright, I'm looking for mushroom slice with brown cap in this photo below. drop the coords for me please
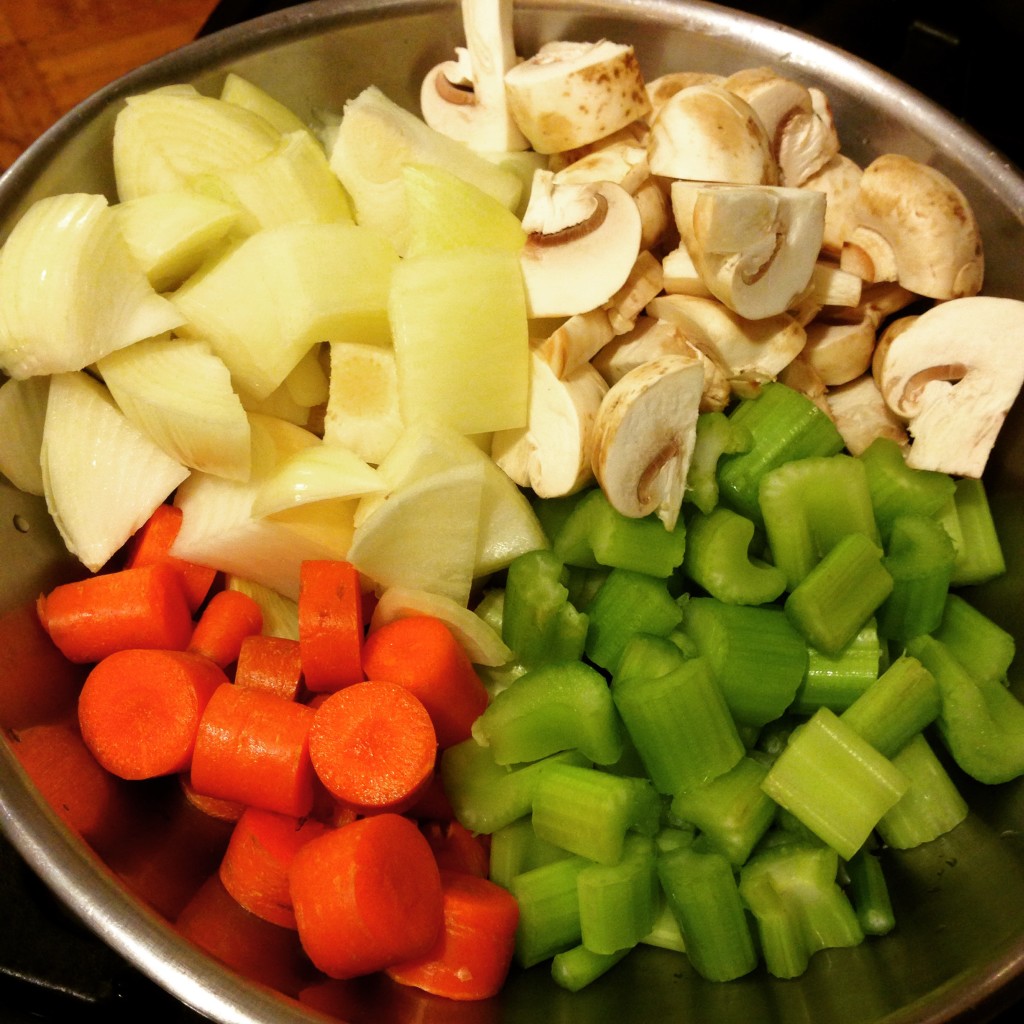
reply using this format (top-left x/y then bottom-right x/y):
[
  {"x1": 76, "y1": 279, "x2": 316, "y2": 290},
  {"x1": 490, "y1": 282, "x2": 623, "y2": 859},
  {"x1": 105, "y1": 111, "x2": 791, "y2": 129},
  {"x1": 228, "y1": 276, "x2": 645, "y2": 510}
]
[
  {"x1": 634, "y1": 177, "x2": 673, "y2": 252},
  {"x1": 839, "y1": 153, "x2": 985, "y2": 300},
  {"x1": 546, "y1": 122, "x2": 650, "y2": 173},
  {"x1": 648, "y1": 83, "x2": 778, "y2": 185},
  {"x1": 604, "y1": 251, "x2": 664, "y2": 334},
  {"x1": 801, "y1": 153, "x2": 863, "y2": 258},
  {"x1": 534, "y1": 309, "x2": 615, "y2": 379},
  {"x1": 590, "y1": 353, "x2": 705, "y2": 531},
  {"x1": 552, "y1": 137, "x2": 650, "y2": 195},
  {"x1": 802, "y1": 313, "x2": 877, "y2": 386},
  {"x1": 826, "y1": 373, "x2": 909, "y2": 456},
  {"x1": 419, "y1": 0, "x2": 528, "y2": 152},
  {"x1": 519, "y1": 170, "x2": 643, "y2": 318},
  {"x1": 670, "y1": 180, "x2": 825, "y2": 320},
  {"x1": 491, "y1": 350, "x2": 608, "y2": 497},
  {"x1": 645, "y1": 71, "x2": 726, "y2": 121},
  {"x1": 504, "y1": 39, "x2": 651, "y2": 155},
  {"x1": 875, "y1": 296, "x2": 1024, "y2": 477},
  {"x1": 662, "y1": 245, "x2": 713, "y2": 298}
]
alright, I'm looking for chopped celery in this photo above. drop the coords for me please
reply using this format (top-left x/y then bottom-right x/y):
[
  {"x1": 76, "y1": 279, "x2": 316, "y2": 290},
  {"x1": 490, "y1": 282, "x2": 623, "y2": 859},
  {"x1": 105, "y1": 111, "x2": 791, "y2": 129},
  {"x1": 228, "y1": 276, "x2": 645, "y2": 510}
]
[
  {"x1": 761, "y1": 707, "x2": 909, "y2": 860},
  {"x1": 792, "y1": 620, "x2": 882, "y2": 714},
  {"x1": 681, "y1": 506, "x2": 786, "y2": 605},
  {"x1": 844, "y1": 847, "x2": 895, "y2": 936},
  {"x1": 641, "y1": 899, "x2": 687, "y2": 952},
  {"x1": 511, "y1": 855, "x2": 589, "y2": 968},
  {"x1": 489, "y1": 817, "x2": 570, "y2": 890},
  {"x1": 578, "y1": 834, "x2": 658, "y2": 954},
  {"x1": 532, "y1": 491, "x2": 587, "y2": 546},
  {"x1": 686, "y1": 409, "x2": 753, "y2": 514},
  {"x1": 471, "y1": 660, "x2": 624, "y2": 766},
  {"x1": 945, "y1": 476, "x2": 1006, "y2": 585},
  {"x1": 551, "y1": 944, "x2": 630, "y2": 992},
  {"x1": 932, "y1": 592, "x2": 1015, "y2": 685}
]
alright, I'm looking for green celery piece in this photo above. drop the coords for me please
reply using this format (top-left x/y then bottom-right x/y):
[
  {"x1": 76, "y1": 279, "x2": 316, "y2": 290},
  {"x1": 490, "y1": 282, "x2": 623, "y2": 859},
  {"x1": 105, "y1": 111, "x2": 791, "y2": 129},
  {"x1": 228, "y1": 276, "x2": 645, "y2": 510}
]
[
  {"x1": 531, "y1": 491, "x2": 587, "y2": 546},
  {"x1": 738, "y1": 841, "x2": 864, "y2": 979},
  {"x1": 531, "y1": 763, "x2": 659, "y2": 865},
  {"x1": 858, "y1": 436, "x2": 956, "y2": 542},
  {"x1": 612, "y1": 636, "x2": 744, "y2": 796},
  {"x1": 553, "y1": 487, "x2": 687, "y2": 578},
  {"x1": 945, "y1": 477, "x2": 1006, "y2": 585},
  {"x1": 510, "y1": 855, "x2": 589, "y2": 968},
  {"x1": 932, "y1": 593, "x2": 1016, "y2": 685},
  {"x1": 439, "y1": 739, "x2": 591, "y2": 834},
  {"x1": 578, "y1": 834, "x2": 658, "y2": 955},
  {"x1": 501, "y1": 549, "x2": 588, "y2": 668},
  {"x1": 906, "y1": 634, "x2": 1024, "y2": 784},
  {"x1": 670, "y1": 755, "x2": 776, "y2": 867},
  {"x1": 584, "y1": 568, "x2": 683, "y2": 673},
  {"x1": 654, "y1": 824, "x2": 697, "y2": 854},
  {"x1": 792, "y1": 619, "x2": 882, "y2": 715},
  {"x1": 640, "y1": 899, "x2": 687, "y2": 952},
  {"x1": 784, "y1": 532, "x2": 893, "y2": 655},
  {"x1": 717, "y1": 382, "x2": 844, "y2": 524},
  {"x1": 682, "y1": 506, "x2": 786, "y2": 605},
  {"x1": 875, "y1": 733, "x2": 968, "y2": 850},
  {"x1": 876, "y1": 514, "x2": 956, "y2": 642},
  {"x1": 489, "y1": 817, "x2": 571, "y2": 890},
  {"x1": 680, "y1": 597, "x2": 808, "y2": 728},
  {"x1": 551, "y1": 944, "x2": 630, "y2": 992},
  {"x1": 657, "y1": 845, "x2": 757, "y2": 982},
  {"x1": 844, "y1": 847, "x2": 895, "y2": 936},
  {"x1": 761, "y1": 707, "x2": 909, "y2": 861},
  {"x1": 686, "y1": 410, "x2": 753, "y2": 514},
  {"x1": 564, "y1": 565, "x2": 610, "y2": 612},
  {"x1": 471, "y1": 660, "x2": 624, "y2": 766},
  {"x1": 839, "y1": 653, "x2": 940, "y2": 759},
  {"x1": 759, "y1": 453, "x2": 879, "y2": 590}
]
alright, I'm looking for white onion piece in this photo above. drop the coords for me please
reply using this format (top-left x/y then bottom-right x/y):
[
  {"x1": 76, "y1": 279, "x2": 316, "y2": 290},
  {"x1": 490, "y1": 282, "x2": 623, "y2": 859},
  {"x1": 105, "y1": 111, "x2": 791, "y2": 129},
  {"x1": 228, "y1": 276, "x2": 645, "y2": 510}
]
[
  {"x1": 98, "y1": 336, "x2": 251, "y2": 481},
  {"x1": 369, "y1": 585, "x2": 513, "y2": 666},
  {"x1": 40, "y1": 372, "x2": 189, "y2": 571},
  {"x1": 224, "y1": 575, "x2": 299, "y2": 640},
  {"x1": 0, "y1": 376, "x2": 49, "y2": 495}
]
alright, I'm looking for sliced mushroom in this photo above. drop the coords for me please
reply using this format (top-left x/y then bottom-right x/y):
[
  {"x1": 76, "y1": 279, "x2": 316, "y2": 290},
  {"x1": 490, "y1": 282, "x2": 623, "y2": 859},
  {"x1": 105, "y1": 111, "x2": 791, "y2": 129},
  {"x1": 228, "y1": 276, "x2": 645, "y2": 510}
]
[
  {"x1": 604, "y1": 250, "x2": 664, "y2": 334},
  {"x1": 648, "y1": 83, "x2": 779, "y2": 185},
  {"x1": 808, "y1": 261, "x2": 863, "y2": 310},
  {"x1": 874, "y1": 296, "x2": 1024, "y2": 476},
  {"x1": 802, "y1": 314, "x2": 877, "y2": 386},
  {"x1": 419, "y1": 0, "x2": 528, "y2": 152},
  {"x1": 839, "y1": 153, "x2": 985, "y2": 300},
  {"x1": 504, "y1": 39, "x2": 651, "y2": 155},
  {"x1": 534, "y1": 308, "x2": 615, "y2": 378},
  {"x1": 634, "y1": 177, "x2": 673, "y2": 252},
  {"x1": 645, "y1": 71, "x2": 725, "y2": 120},
  {"x1": 519, "y1": 169, "x2": 643, "y2": 318},
  {"x1": 870, "y1": 312, "x2": 918, "y2": 381},
  {"x1": 801, "y1": 153, "x2": 863, "y2": 258},
  {"x1": 552, "y1": 137, "x2": 650, "y2": 194},
  {"x1": 491, "y1": 350, "x2": 608, "y2": 496},
  {"x1": 591, "y1": 316, "x2": 691, "y2": 383},
  {"x1": 590, "y1": 353, "x2": 705, "y2": 530},
  {"x1": 545, "y1": 122, "x2": 649, "y2": 172},
  {"x1": 670, "y1": 180, "x2": 825, "y2": 319},
  {"x1": 662, "y1": 244, "x2": 713, "y2": 297},
  {"x1": 825, "y1": 373, "x2": 909, "y2": 456},
  {"x1": 777, "y1": 351, "x2": 831, "y2": 414}
]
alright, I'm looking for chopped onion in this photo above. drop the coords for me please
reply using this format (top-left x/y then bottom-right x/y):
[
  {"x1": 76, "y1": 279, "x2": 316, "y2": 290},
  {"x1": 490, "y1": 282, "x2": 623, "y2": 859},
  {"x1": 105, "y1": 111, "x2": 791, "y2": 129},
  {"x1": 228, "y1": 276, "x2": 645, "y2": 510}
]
[{"x1": 0, "y1": 375, "x2": 49, "y2": 495}]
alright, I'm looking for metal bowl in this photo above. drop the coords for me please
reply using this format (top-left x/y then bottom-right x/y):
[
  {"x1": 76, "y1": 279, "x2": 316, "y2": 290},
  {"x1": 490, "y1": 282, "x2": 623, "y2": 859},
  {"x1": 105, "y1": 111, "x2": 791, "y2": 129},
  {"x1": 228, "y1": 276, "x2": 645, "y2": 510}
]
[{"x1": 2, "y1": 2, "x2": 1023, "y2": 1022}]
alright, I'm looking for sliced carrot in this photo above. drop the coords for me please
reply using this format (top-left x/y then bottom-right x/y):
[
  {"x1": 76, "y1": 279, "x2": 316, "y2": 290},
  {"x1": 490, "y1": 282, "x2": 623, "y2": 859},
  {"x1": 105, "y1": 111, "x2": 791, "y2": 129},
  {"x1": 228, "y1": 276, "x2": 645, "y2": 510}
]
[
  {"x1": 123, "y1": 503, "x2": 217, "y2": 612},
  {"x1": 188, "y1": 589, "x2": 264, "y2": 669},
  {"x1": 298, "y1": 559, "x2": 365, "y2": 692},
  {"x1": 421, "y1": 819, "x2": 490, "y2": 878},
  {"x1": 0, "y1": 600, "x2": 86, "y2": 729},
  {"x1": 190, "y1": 683, "x2": 317, "y2": 818},
  {"x1": 308, "y1": 680, "x2": 437, "y2": 814},
  {"x1": 38, "y1": 562, "x2": 194, "y2": 664},
  {"x1": 386, "y1": 869, "x2": 520, "y2": 1001},
  {"x1": 233, "y1": 634, "x2": 303, "y2": 701},
  {"x1": 179, "y1": 774, "x2": 245, "y2": 823},
  {"x1": 77, "y1": 649, "x2": 227, "y2": 780},
  {"x1": 219, "y1": 807, "x2": 328, "y2": 929},
  {"x1": 362, "y1": 615, "x2": 489, "y2": 748},
  {"x1": 289, "y1": 813, "x2": 444, "y2": 979}
]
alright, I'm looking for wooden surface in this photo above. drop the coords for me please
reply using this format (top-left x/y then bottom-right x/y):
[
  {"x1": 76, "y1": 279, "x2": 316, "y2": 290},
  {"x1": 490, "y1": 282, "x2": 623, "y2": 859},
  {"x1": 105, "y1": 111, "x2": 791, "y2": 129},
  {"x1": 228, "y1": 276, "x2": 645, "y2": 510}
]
[{"x1": 0, "y1": 0, "x2": 220, "y2": 173}]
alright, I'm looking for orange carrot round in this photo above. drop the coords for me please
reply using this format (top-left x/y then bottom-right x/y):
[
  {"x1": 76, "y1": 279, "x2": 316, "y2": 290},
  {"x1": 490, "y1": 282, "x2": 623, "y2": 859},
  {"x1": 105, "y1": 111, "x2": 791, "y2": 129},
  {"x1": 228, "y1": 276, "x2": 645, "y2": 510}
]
[
  {"x1": 188, "y1": 589, "x2": 264, "y2": 669},
  {"x1": 179, "y1": 773, "x2": 245, "y2": 823},
  {"x1": 386, "y1": 869, "x2": 520, "y2": 1001},
  {"x1": 78, "y1": 649, "x2": 226, "y2": 780},
  {"x1": 289, "y1": 813, "x2": 444, "y2": 979},
  {"x1": 39, "y1": 562, "x2": 195, "y2": 664},
  {"x1": 190, "y1": 683, "x2": 316, "y2": 818},
  {"x1": 308, "y1": 680, "x2": 437, "y2": 814},
  {"x1": 362, "y1": 615, "x2": 489, "y2": 748},
  {"x1": 421, "y1": 820, "x2": 490, "y2": 878},
  {"x1": 219, "y1": 807, "x2": 328, "y2": 929},
  {"x1": 298, "y1": 559, "x2": 365, "y2": 692},
  {"x1": 234, "y1": 634, "x2": 303, "y2": 701}
]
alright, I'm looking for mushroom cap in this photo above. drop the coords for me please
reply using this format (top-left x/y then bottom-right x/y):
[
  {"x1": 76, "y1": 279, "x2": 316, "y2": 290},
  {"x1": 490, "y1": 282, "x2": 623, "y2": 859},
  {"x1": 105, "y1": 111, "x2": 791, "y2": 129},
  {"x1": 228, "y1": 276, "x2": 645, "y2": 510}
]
[
  {"x1": 802, "y1": 314, "x2": 876, "y2": 386},
  {"x1": 825, "y1": 373, "x2": 909, "y2": 456},
  {"x1": 646, "y1": 71, "x2": 726, "y2": 119},
  {"x1": 801, "y1": 153, "x2": 863, "y2": 257}
]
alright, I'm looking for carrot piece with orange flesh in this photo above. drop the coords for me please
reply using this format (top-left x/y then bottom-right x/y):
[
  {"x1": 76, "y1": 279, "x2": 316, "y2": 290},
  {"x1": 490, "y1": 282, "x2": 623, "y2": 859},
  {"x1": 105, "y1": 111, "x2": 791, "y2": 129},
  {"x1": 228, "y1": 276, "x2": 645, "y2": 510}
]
[
  {"x1": 298, "y1": 559, "x2": 365, "y2": 692},
  {"x1": 362, "y1": 615, "x2": 489, "y2": 748},
  {"x1": 123, "y1": 503, "x2": 217, "y2": 612},
  {"x1": 38, "y1": 563, "x2": 194, "y2": 664},
  {"x1": 78, "y1": 648, "x2": 227, "y2": 780},
  {"x1": 289, "y1": 813, "x2": 444, "y2": 979},
  {"x1": 308, "y1": 680, "x2": 437, "y2": 814},
  {"x1": 188, "y1": 589, "x2": 264, "y2": 669},
  {"x1": 190, "y1": 683, "x2": 317, "y2": 818},
  {"x1": 219, "y1": 807, "x2": 328, "y2": 929},
  {"x1": 234, "y1": 634, "x2": 303, "y2": 701},
  {"x1": 180, "y1": 773, "x2": 245, "y2": 823},
  {"x1": 386, "y1": 869, "x2": 520, "y2": 1001},
  {"x1": 421, "y1": 820, "x2": 490, "y2": 878}
]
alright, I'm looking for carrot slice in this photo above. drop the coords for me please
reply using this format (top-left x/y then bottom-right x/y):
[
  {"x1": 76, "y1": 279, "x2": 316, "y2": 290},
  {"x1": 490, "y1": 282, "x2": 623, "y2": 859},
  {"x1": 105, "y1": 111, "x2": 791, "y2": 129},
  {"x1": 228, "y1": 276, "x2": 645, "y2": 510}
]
[
  {"x1": 179, "y1": 774, "x2": 245, "y2": 823},
  {"x1": 39, "y1": 562, "x2": 194, "y2": 664},
  {"x1": 190, "y1": 683, "x2": 316, "y2": 818},
  {"x1": 219, "y1": 807, "x2": 328, "y2": 929},
  {"x1": 188, "y1": 589, "x2": 264, "y2": 669},
  {"x1": 298, "y1": 559, "x2": 365, "y2": 692},
  {"x1": 78, "y1": 648, "x2": 227, "y2": 780},
  {"x1": 123, "y1": 503, "x2": 217, "y2": 612},
  {"x1": 308, "y1": 680, "x2": 437, "y2": 814},
  {"x1": 289, "y1": 813, "x2": 444, "y2": 979},
  {"x1": 386, "y1": 869, "x2": 520, "y2": 1001},
  {"x1": 421, "y1": 819, "x2": 490, "y2": 878},
  {"x1": 233, "y1": 634, "x2": 303, "y2": 701}
]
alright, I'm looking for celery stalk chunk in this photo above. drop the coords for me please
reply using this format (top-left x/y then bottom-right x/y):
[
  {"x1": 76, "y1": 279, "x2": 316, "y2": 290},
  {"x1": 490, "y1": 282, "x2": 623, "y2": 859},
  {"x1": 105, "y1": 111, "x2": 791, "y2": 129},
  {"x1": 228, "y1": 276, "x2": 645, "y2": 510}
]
[
  {"x1": 510, "y1": 856, "x2": 589, "y2": 968},
  {"x1": 578, "y1": 834, "x2": 658, "y2": 954},
  {"x1": 761, "y1": 708, "x2": 909, "y2": 860},
  {"x1": 932, "y1": 593, "x2": 1015, "y2": 685},
  {"x1": 489, "y1": 818, "x2": 570, "y2": 890},
  {"x1": 945, "y1": 476, "x2": 1007, "y2": 585},
  {"x1": 844, "y1": 848, "x2": 895, "y2": 936},
  {"x1": 551, "y1": 944, "x2": 630, "y2": 992},
  {"x1": 792, "y1": 620, "x2": 882, "y2": 714},
  {"x1": 686, "y1": 410, "x2": 753, "y2": 514}
]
